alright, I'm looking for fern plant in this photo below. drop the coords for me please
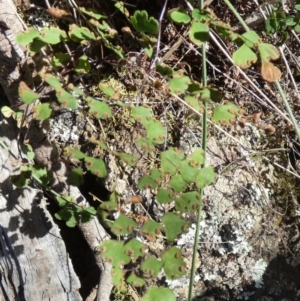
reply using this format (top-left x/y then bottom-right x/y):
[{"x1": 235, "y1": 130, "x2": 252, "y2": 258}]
[{"x1": 2, "y1": 0, "x2": 293, "y2": 300}]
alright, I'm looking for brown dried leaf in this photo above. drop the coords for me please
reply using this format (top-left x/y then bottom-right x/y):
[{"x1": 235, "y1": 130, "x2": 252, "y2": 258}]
[
  {"x1": 47, "y1": 7, "x2": 71, "y2": 19},
  {"x1": 263, "y1": 124, "x2": 276, "y2": 135},
  {"x1": 261, "y1": 61, "x2": 282, "y2": 83},
  {"x1": 19, "y1": 81, "x2": 31, "y2": 92},
  {"x1": 239, "y1": 117, "x2": 249, "y2": 127},
  {"x1": 124, "y1": 195, "x2": 143, "y2": 205},
  {"x1": 252, "y1": 112, "x2": 262, "y2": 124},
  {"x1": 239, "y1": 112, "x2": 262, "y2": 127},
  {"x1": 112, "y1": 91, "x2": 121, "y2": 100},
  {"x1": 121, "y1": 27, "x2": 133, "y2": 35}
]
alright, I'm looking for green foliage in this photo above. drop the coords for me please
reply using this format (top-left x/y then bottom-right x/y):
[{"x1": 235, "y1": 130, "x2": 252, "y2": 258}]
[
  {"x1": 189, "y1": 21, "x2": 210, "y2": 46},
  {"x1": 99, "y1": 200, "x2": 118, "y2": 211},
  {"x1": 64, "y1": 147, "x2": 86, "y2": 159},
  {"x1": 23, "y1": 143, "x2": 35, "y2": 161},
  {"x1": 16, "y1": 11, "x2": 124, "y2": 58},
  {"x1": 168, "y1": 73, "x2": 191, "y2": 94},
  {"x1": 168, "y1": 8, "x2": 191, "y2": 24},
  {"x1": 184, "y1": 95, "x2": 204, "y2": 113},
  {"x1": 114, "y1": 2, "x2": 130, "y2": 18},
  {"x1": 160, "y1": 148, "x2": 185, "y2": 175},
  {"x1": 157, "y1": 188, "x2": 173, "y2": 204},
  {"x1": 42, "y1": 73, "x2": 62, "y2": 89},
  {"x1": 40, "y1": 27, "x2": 68, "y2": 44},
  {"x1": 33, "y1": 103, "x2": 52, "y2": 120},
  {"x1": 156, "y1": 64, "x2": 174, "y2": 77},
  {"x1": 100, "y1": 240, "x2": 131, "y2": 267},
  {"x1": 55, "y1": 204, "x2": 96, "y2": 227},
  {"x1": 141, "y1": 257, "x2": 163, "y2": 277},
  {"x1": 52, "y1": 53, "x2": 71, "y2": 69},
  {"x1": 242, "y1": 31, "x2": 261, "y2": 47},
  {"x1": 75, "y1": 55, "x2": 91, "y2": 73},
  {"x1": 162, "y1": 213, "x2": 189, "y2": 242},
  {"x1": 231, "y1": 30, "x2": 281, "y2": 82},
  {"x1": 1, "y1": 106, "x2": 15, "y2": 118},
  {"x1": 97, "y1": 143, "x2": 214, "y2": 287},
  {"x1": 192, "y1": 9, "x2": 212, "y2": 22},
  {"x1": 117, "y1": 152, "x2": 138, "y2": 166},
  {"x1": 89, "y1": 137, "x2": 110, "y2": 151},
  {"x1": 199, "y1": 87, "x2": 222, "y2": 102},
  {"x1": 10, "y1": 165, "x2": 52, "y2": 188},
  {"x1": 100, "y1": 210, "x2": 188, "y2": 285},
  {"x1": 18, "y1": 81, "x2": 40, "y2": 104},
  {"x1": 137, "y1": 138, "x2": 156, "y2": 152},
  {"x1": 258, "y1": 43, "x2": 280, "y2": 62},
  {"x1": 69, "y1": 24, "x2": 97, "y2": 42},
  {"x1": 1, "y1": 106, "x2": 23, "y2": 128},
  {"x1": 110, "y1": 214, "x2": 137, "y2": 236},
  {"x1": 232, "y1": 43, "x2": 258, "y2": 68},
  {"x1": 131, "y1": 106, "x2": 152, "y2": 123},
  {"x1": 141, "y1": 288, "x2": 176, "y2": 301},
  {"x1": 264, "y1": 1, "x2": 300, "y2": 41},
  {"x1": 127, "y1": 10, "x2": 159, "y2": 58},
  {"x1": 11, "y1": 3, "x2": 272, "y2": 300},
  {"x1": 130, "y1": 10, "x2": 159, "y2": 34},
  {"x1": 69, "y1": 167, "x2": 84, "y2": 186},
  {"x1": 56, "y1": 89, "x2": 78, "y2": 109},
  {"x1": 99, "y1": 240, "x2": 132, "y2": 289},
  {"x1": 169, "y1": 174, "x2": 188, "y2": 191},
  {"x1": 140, "y1": 220, "x2": 162, "y2": 239},
  {"x1": 9, "y1": 163, "x2": 96, "y2": 227},
  {"x1": 15, "y1": 28, "x2": 39, "y2": 45},
  {"x1": 99, "y1": 81, "x2": 117, "y2": 98},
  {"x1": 126, "y1": 273, "x2": 146, "y2": 287},
  {"x1": 175, "y1": 191, "x2": 201, "y2": 212},
  {"x1": 80, "y1": 7, "x2": 106, "y2": 20},
  {"x1": 145, "y1": 119, "x2": 166, "y2": 143},
  {"x1": 84, "y1": 156, "x2": 107, "y2": 177},
  {"x1": 16, "y1": 26, "x2": 66, "y2": 52},
  {"x1": 266, "y1": 10, "x2": 289, "y2": 34},
  {"x1": 195, "y1": 166, "x2": 216, "y2": 188},
  {"x1": 124, "y1": 238, "x2": 145, "y2": 258},
  {"x1": 212, "y1": 102, "x2": 243, "y2": 124},
  {"x1": 40, "y1": 73, "x2": 78, "y2": 109},
  {"x1": 86, "y1": 97, "x2": 112, "y2": 119},
  {"x1": 161, "y1": 247, "x2": 186, "y2": 279},
  {"x1": 10, "y1": 165, "x2": 33, "y2": 187},
  {"x1": 131, "y1": 107, "x2": 167, "y2": 144},
  {"x1": 167, "y1": 7, "x2": 282, "y2": 83}
]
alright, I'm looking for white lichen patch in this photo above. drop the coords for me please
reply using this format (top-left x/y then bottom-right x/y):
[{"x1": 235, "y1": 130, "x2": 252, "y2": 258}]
[
  {"x1": 49, "y1": 111, "x2": 80, "y2": 143},
  {"x1": 177, "y1": 223, "x2": 196, "y2": 249},
  {"x1": 195, "y1": 173, "x2": 268, "y2": 294},
  {"x1": 251, "y1": 258, "x2": 268, "y2": 288},
  {"x1": 165, "y1": 274, "x2": 200, "y2": 290},
  {"x1": 231, "y1": 229, "x2": 253, "y2": 255},
  {"x1": 170, "y1": 131, "x2": 282, "y2": 299},
  {"x1": 27, "y1": 5, "x2": 53, "y2": 31},
  {"x1": 50, "y1": 122, "x2": 79, "y2": 143}
]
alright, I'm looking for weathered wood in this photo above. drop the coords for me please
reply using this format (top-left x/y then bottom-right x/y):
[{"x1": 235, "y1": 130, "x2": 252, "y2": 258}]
[
  {"x1": 0, "y1": 117, "x2": 82, "y2": 301},
  {"x1": 0, "y1": 1, "x2": 113, "y2": 300},
  {"x1": 0, "y1": 0, "x2": 83, "y2": 299},
  {"x1": 23, "y1": 119, "x2": 113, "y2": 301},
  {"x1": 0, "y1": 0, "x2": 25, "y2": 106}
]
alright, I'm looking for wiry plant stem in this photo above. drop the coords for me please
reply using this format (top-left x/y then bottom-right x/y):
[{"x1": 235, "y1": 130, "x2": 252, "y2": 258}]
[
  {"x1": 275, "y1": 81, "x2": 300, "y2": 140},
  {"x1": 188, "y1": 0, "x2": 207, "y2": 300},
  {"x1": 224, "y1": 0, "x2": 300, "y2": 140},
  {"x1": 222, "y1": 0, "x2": 250, "y2": 31}
]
